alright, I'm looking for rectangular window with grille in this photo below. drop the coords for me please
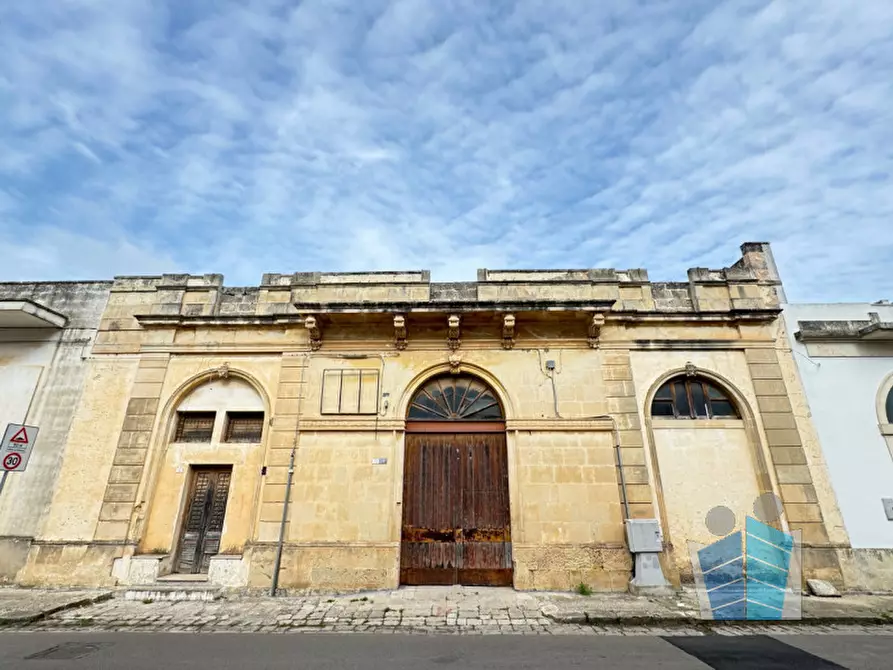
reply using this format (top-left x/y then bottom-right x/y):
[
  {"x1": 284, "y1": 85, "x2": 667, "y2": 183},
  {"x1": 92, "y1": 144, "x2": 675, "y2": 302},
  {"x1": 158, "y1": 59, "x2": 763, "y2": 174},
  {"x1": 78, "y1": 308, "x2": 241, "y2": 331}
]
[
  {"x1": 224, "y1": 412, "x2": 265, "y2": 443},
  {"x1": 175, "y1": 412, "x2": 216, "y2": 442}
]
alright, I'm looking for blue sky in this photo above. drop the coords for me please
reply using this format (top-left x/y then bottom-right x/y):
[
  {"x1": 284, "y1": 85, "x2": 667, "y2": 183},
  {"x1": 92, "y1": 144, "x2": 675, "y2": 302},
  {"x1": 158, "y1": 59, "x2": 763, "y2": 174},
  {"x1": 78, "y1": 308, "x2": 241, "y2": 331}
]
[{"x1": 1, "y1": 0, "x2": 891, "y2": 302}]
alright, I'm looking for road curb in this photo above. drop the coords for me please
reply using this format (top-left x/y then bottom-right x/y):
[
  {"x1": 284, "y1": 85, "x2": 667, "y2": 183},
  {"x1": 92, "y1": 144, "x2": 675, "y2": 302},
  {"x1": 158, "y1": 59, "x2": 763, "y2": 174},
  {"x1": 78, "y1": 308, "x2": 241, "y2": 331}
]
[
  {"x1": 0, "y1": 592, "x2": 114, "y2": 626},
  {"x1": 542, "y1": 611, "x2": 893, "y2": 627}
]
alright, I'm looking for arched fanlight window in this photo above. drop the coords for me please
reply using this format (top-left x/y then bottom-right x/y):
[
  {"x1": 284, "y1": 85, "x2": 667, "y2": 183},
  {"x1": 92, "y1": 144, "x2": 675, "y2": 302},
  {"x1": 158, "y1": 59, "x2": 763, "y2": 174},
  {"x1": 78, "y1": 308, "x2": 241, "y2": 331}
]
[
  {"x1": 886, "y1": 386, "x2": 893, "y2": 424},
  {"x1": 651, "y1": 375, "x2": 739, "y2": 420},
  {"x1": 407, "y1": 374, "x2": 504, "y2": 421},
  {"x1": 173, "y1": 377, "x2": 265, "y2": 443}
]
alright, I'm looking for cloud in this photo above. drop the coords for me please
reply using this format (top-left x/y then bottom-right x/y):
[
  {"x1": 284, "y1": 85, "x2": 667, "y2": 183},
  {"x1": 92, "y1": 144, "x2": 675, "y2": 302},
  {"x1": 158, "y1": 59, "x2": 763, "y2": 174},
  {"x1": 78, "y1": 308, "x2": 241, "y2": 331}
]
[{"x1": 1, "y1": 0, "x2": 891, "y2": 301}]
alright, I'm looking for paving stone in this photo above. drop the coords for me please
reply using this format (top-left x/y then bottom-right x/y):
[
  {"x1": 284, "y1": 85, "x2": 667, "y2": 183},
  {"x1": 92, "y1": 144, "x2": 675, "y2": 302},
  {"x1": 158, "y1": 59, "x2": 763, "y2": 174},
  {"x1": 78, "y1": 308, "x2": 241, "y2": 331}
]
[{"x1": 12, "y1": 585, "x2": 893, "y2": 637}]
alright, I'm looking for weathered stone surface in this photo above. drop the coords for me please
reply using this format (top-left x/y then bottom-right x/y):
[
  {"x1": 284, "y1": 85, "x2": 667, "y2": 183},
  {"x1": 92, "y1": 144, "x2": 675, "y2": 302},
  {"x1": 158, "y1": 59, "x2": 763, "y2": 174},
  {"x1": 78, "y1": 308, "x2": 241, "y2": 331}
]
[
  {"x1": 7, "y1": 585, "x2": 893, "y2": 634},
  {"x1": 11, "y1": 242, "x2": 843, "y2": 597},
  {"x1": 808, "y1": 579, "x2": 842, "y2": 597},
  {"x1": 0, "y1": 589, "x2": 112, "y2": 624},
  {"x1": 0, "y1": 281, "x2": 112, "y2": 582}
]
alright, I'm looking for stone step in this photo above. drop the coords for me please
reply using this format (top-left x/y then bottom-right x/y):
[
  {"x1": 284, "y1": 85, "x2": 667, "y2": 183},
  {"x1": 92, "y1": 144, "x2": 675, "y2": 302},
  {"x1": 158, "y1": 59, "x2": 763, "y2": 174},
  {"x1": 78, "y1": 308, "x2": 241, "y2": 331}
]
[{"x1": 122, "y1": 584, "x2": 223, "y2": 602}]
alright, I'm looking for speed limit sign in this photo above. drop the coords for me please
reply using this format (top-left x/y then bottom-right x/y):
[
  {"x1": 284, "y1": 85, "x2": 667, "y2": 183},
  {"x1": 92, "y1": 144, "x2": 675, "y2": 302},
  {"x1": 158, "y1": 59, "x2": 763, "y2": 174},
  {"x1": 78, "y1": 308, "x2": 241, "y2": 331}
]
[{"x1": 1, "y1": 424, "x2": 39, "y2": 473}]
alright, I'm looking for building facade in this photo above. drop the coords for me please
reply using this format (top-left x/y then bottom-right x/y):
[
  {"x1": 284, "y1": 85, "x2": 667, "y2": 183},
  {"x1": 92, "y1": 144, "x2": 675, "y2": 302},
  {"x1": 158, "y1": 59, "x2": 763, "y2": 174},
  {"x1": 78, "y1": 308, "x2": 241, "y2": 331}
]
[
  {"x1": 784, "y1": 302, "x2": 893, "y2": 591},
  {"x1": 12, "y1": 243, "x2": 848, "y2": 593},
  {"x1": 0, "y1": 281, "x2": 112, "y2": 581}
]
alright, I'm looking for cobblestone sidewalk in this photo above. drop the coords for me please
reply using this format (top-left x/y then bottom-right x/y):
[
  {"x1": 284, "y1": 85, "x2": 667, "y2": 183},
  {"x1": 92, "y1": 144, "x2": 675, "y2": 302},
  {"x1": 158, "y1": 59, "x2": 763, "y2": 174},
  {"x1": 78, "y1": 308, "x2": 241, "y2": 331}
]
[{"x1": 8, "y1": 586, "x2": 893, "y2": 636}]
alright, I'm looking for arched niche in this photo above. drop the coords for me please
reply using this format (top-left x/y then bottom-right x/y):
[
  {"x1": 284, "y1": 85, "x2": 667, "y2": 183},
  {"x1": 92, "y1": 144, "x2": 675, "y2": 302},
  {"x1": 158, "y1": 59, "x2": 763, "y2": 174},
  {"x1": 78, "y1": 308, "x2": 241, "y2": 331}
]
[{"x1": 643, "y1": 367, "x2": 776, "y2": 583}]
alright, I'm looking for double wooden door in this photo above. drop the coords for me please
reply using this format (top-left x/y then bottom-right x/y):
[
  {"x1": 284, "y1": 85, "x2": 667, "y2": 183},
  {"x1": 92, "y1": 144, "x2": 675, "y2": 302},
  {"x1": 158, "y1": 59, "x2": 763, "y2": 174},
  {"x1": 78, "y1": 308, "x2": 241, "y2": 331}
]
[
  {"x1": 176, "y1": 467, "x2": 232, "y2": 574},
  {"x1": 400, "y1": 432, "x2": 512, "y2": 586}
]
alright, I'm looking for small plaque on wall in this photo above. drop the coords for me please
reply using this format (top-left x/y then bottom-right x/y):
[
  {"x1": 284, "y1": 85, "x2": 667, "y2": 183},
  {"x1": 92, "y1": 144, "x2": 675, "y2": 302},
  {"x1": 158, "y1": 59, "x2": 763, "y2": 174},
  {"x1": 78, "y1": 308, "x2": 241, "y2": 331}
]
[{"x1": 372, "y1": 458, "x2": 388, "y2": 465}]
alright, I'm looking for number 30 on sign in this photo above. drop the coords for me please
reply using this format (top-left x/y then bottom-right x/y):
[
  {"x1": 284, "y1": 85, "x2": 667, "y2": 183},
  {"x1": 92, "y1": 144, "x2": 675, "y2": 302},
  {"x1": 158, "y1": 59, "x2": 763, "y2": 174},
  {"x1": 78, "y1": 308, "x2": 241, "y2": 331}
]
[{"x1": 1, "y1": 424, "x2": 39, "y2": 473}]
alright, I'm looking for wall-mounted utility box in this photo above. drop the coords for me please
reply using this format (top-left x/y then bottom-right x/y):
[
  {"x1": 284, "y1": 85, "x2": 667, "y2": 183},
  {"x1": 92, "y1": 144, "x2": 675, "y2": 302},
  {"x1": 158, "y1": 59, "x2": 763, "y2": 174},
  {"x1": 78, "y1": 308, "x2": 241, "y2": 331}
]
[
  {"x1": 626, "y1": 519, "x2": 663, "y2": 553},
  {"x1": 882, "y1": 498, "x2": 893, "y2": 521}
]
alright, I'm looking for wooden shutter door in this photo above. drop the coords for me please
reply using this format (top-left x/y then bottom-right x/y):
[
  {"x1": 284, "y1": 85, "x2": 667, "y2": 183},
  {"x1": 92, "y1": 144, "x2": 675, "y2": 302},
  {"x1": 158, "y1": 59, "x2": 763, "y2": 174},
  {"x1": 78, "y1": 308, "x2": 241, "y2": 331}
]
[
  {"x1": 175, "y1": 468, "x2": 232, "y2": 575},
  {"x1": 176, "y1": 470, "x2": 212, "y2": 574},
  {"x1": 199, "y1": 470, "x2": 231, "y2": 573},
  {"x1": 400, "y1": 432, "x2": 512, "y2": 586},
  {"x1": 457, "y1": 432, "x2": 512, "y2": 586},
  {"x1": 400, "y1": 434, "x2": 459, "y2": 585}
]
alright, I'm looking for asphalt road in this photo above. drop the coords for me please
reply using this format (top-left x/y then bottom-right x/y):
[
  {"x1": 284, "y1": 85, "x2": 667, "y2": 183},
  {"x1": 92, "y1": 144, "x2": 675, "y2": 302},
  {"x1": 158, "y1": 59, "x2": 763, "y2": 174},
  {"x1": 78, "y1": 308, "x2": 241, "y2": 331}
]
[{"x1": 1, "y1": 633, "x2": 891, "y2": 669}]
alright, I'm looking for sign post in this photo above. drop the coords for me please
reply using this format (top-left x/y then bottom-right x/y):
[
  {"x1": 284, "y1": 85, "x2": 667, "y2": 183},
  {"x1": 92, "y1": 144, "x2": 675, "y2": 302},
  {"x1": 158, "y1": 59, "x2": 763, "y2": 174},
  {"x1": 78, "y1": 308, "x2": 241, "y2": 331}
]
[{"x1": 0, "y1": 423, "x2": 39, "y2": 497}]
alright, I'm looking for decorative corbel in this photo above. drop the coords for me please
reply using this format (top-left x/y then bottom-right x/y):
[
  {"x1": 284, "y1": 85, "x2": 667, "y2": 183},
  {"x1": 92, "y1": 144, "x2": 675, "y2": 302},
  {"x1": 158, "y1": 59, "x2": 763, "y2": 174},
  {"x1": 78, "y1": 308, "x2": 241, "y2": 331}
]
[
  {"x1": 304, "y1": 315, "x2": 321, "y2": 351},
  {"x1": 449, "y1": 352, "x2": 463, "y2": 374},
  {"x1": 213, "y1": 363, "x2": 230, "y2": 380},
  {"x1": 447, "y1": 314, "x2": 461, "y2": 351},
  {"x1": 588, "y1": 314, "x2": 606, "y2": 349},
  {"x1": 393, "y1": 314, "x2": 407, "y2": 351},
  {"x1": 685, "y1": 361, "x2": 698, "y2": 377},
  {"x1": 502, "y1": 314, "x2": 516, "y2": 350}
]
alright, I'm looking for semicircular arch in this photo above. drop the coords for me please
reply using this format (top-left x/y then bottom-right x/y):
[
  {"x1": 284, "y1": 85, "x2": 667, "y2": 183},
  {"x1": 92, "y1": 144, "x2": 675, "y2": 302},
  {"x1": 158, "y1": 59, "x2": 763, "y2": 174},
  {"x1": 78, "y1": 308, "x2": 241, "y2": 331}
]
[{"x1": 397, "y1": 363, "x2": 515, "y2": 423}]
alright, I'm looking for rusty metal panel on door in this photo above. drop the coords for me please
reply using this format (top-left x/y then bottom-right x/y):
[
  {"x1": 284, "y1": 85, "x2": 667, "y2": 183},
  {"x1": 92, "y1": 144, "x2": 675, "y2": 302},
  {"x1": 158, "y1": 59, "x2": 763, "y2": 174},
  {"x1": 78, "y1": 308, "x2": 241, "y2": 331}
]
[{"x1": 400, "y1": 432, "x2": 511, "y2": 586}]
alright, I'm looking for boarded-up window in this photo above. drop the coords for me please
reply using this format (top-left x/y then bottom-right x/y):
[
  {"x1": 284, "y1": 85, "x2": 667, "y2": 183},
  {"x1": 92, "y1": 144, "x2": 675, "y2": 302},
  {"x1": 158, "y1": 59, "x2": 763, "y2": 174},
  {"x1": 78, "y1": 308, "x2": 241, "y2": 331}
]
[
  {"x1": 175, "y1": 412, "x2": 216, "y2": 442},
  {"x1": 321, "y1": 369, "x2": 380, "y2": 414},
  {"x1": 224, "y1": 412, "x2": 264, "y2": 442}
]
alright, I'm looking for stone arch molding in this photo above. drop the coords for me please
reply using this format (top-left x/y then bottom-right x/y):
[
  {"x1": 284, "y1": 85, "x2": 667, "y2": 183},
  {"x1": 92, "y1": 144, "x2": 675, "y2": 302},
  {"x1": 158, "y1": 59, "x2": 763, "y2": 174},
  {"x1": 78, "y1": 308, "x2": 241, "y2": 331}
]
[
  {"x1": 130, "y1": 364, "x2": 273, "y2": 544},
  {"x1": 164, "y1": 365, "x2": 273, "y2": 430},
  {"x1": 645, "y1": 365, "x2": 750, "y2": 422},
  {"x1": 396, "y1": 362, "x2": 516, "y2": 423},
  {"x1": 641, "y1": 363, "x2": 782, "y2": 578},
  {"x1": 877, "y1": 370, "x2": 893, "y2": 435}
]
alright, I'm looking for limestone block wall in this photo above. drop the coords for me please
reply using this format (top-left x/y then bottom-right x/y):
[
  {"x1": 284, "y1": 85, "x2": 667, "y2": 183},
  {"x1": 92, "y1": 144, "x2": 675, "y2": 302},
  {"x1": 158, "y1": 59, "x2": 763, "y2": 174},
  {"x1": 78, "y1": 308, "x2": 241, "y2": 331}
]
[
  {"x1": 744, "y1": 346, "x2": 844, "y2": 584},
  {"x1": 511, "y1": 428, "x2": 629, "y2": 591},
  {"x1": 602, "y1": 350, "x2": 653, "y2": 521},
  {"x1": 246, "y1": 348, "x2": 632, "y2": 592},
  {"x1": 20, "y1": 357, "x2": 139, "y2": 586},
  {"x1": 19, "y1": 242, "x2": 843, "y2": 592}
]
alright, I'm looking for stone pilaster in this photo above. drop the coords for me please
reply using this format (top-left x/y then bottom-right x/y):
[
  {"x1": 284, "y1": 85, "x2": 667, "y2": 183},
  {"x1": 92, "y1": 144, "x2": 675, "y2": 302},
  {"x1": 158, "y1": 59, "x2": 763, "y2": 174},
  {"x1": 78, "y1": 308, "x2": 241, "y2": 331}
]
[
  {"x1": 745, "y1": 347, "x2": 843, "y2": 583},
  {"x1": 256, "y1": 353, "x2": 308, "y2": 543},
  {"x1": 94, "y1": 355, "x2": 170, "y2": 543},
  {"x1": 602, "y1": 350, "x2": 654, "y2": 519}
]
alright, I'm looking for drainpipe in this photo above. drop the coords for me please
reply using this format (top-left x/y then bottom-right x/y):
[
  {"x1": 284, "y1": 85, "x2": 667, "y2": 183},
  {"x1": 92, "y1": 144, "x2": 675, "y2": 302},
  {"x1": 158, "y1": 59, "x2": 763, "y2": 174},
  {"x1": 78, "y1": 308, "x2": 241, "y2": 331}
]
[
  {"x1": 270, "y1": 353, "x2": 307, "y2": 597},
  {"x1": 585, "y1": 414, "x2": 670, "y2": 594},
  {"x1": 588, "y1": 415, "x2": 630, "y2": 522},
  {"x1": 610, "y1": 419, "x2": 631, "y2": 523},
  {"x1": 270, "y1": 445, "x2": 296, "y2": 597}
]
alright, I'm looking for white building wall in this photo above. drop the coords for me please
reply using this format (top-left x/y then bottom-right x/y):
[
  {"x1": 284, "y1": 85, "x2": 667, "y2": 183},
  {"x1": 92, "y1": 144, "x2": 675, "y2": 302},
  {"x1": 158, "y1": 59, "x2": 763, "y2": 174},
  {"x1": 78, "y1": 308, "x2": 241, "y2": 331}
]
[
  {"x1": 783, "y1": 303, "x2": 893, "y2": 549},
  {"x1": 0, "y1": 282, "x2": 111, "y2": 580}
]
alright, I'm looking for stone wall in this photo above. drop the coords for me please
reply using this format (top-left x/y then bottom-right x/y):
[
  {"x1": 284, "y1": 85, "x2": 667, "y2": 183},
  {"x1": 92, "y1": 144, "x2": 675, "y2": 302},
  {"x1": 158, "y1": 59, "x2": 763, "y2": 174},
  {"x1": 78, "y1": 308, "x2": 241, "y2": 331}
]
[
  {"x1": 17, "y1": 242, "x2": 851, "y2": 593},
  {"x1": 782, "y1": 302, "x2": 893, "y2": 591},
  {"x1": 0, "y1": 281, "x2": 111, "y2": 582}
]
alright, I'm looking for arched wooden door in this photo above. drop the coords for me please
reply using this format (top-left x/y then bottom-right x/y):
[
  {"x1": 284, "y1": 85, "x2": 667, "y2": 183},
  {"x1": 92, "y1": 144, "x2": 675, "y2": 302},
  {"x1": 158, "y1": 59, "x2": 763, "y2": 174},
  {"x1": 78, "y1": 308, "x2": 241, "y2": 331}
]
[{"x1": 400, "y1": 374, "x2": 512, "y2": 586}]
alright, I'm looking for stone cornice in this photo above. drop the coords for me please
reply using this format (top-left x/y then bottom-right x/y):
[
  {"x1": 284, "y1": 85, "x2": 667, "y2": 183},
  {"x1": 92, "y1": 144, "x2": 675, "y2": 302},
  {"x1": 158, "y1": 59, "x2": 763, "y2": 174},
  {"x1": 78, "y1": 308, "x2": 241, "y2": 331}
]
[
  {"x1": 796, "y1": 316, "x2": 893, "y2": 342},
  {"x1": 291, "y1": 299, "x2": 618, "y2": 314},
  {"x1": 505, "y1": 418, "x2": 615, "y2": 432},
  {"x1": 133, "y1": 306, "x2": 780, "y2": 329},
  {"x1": 293, "y1": 417, "x2": 616, "y2": 432}
]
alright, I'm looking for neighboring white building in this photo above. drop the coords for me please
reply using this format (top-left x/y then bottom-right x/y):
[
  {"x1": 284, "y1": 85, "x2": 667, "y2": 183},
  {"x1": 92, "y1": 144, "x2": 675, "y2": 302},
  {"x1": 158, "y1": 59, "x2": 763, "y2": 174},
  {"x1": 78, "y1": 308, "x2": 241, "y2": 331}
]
[
  {"x1": 0, "y1": 282, "x2": 112, "y2": 582},
  {"x1": 783, "y1": 301, "x2": 893, "y2": 591}
]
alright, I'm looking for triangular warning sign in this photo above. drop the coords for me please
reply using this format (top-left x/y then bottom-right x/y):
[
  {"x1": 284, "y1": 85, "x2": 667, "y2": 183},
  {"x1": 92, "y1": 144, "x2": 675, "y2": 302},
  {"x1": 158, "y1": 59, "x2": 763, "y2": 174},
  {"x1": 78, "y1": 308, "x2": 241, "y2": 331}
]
[{"x1": 10, "y1": 427, "x2": 29, "y2": 444}]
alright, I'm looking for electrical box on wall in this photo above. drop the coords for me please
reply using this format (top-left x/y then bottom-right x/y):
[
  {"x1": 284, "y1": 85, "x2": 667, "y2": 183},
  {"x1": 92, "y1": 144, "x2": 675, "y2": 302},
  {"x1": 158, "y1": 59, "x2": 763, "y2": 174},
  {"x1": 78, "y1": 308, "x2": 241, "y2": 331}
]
[
  {"x1": 626, "y1": 518, "x2": 663, "y2": 553},
  {"x1": 882, "y1": 498, "x2": 893, "y2": 521}
]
